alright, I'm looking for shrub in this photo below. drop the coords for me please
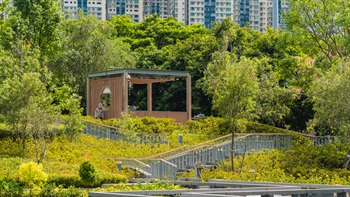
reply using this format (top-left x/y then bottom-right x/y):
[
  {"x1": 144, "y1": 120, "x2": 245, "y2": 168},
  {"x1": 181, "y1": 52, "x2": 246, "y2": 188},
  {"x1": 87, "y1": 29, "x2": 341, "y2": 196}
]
[
  {"x1": 57, "y1": 186, "x2": 86, "y2": 196},
  {"x1": 40, "y1": 185, "x2": 87, "y2": 197},
  {"x1": 0, "y1": 178, "x2": 23, "y2": 196},
  {"x1": 244, "y1": 122, "x2": 312, "y2": 146},
  {"x1": 19, "y1": 161, "x2": 48, "y2": 188},
  {"x1": 46, "y1": 175, "x2": 81, "y2": 188},
  {"x1": 79, "y1": 161, "x2": 96, "y2": 187},
  {"x1": 40, "y1": 183, "x2": 56, "y2": 196},
  {"x1": 186, "y1": 116, "x2": 230, "y2": 136},
  {"x1": 0, "y1": 123, "x2": 15, "y2": 140}
]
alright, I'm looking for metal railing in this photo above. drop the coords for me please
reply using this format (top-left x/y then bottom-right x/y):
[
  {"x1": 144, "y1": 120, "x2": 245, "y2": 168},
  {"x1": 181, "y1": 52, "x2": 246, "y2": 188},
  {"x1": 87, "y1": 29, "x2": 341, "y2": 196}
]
[
  {"x1": 84, "y1": 120, "x2": 338, "y2": 181},
  {"x1": 89, "y1": 180, "x2": 350, "y2": 197},
  {"x1": 164, "y1": 134, "x2": 292, "y2": 170},
  {"x1": 116, "y1": 134, "x2": 292, "y2": 180},
  {"x1": 83, "y1": 120, "x2": 168, "y2": 145},
  {"x1": 116, "y1": 158, "x2": 178, "y2": 180}
]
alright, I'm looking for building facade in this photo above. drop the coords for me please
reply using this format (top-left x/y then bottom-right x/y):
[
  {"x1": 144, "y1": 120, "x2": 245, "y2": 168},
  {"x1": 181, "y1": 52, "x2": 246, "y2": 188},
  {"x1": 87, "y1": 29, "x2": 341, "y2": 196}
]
[
  {"x1": 233, "y1": 0, "x2": 288, "y2": 32},
  {"x1": 62, "y1": 0, "x2": 106, "y2": 20},
  {"x1": 61, "y1": 0, "x2": 289, "y2": 32}
]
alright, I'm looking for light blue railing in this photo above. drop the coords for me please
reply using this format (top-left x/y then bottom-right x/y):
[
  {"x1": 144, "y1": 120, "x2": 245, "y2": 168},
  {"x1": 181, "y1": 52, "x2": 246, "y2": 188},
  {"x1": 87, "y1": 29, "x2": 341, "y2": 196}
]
[
  {"x1": 116, "y1": 134, "x2": 293, "y2": 180},
  {"x1": 83, "y1": 120, "x2": 168, "y2": 145},
  {"x1": 83, "y1": 120, "x2": 339, "y2": 180}
]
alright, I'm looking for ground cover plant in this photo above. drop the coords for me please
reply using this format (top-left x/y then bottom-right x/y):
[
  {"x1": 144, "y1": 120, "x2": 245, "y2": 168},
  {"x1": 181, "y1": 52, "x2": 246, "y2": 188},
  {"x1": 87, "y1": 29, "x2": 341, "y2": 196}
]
[
  {"x1": 0, "y1": 116, "x2": 226, "y2": 195},
  {"x1": 0, "y1": 132, "x2": 177, "y2": 195},
  {"x1": 1, "y1": 115, "x2": 350, "y2": 196}
]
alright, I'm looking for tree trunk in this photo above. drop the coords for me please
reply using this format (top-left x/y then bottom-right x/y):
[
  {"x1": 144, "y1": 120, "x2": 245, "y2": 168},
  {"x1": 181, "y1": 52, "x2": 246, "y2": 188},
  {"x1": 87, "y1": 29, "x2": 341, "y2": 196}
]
[
  {"x1": 231, "y1": 130, "x2": 234, "y2": 172},
  {"x1": 342, "y1": 150, "x2": 350, "y2": 168},
  {"x1": 230, "y1": 118, "x2": 235, "y2": 172}
]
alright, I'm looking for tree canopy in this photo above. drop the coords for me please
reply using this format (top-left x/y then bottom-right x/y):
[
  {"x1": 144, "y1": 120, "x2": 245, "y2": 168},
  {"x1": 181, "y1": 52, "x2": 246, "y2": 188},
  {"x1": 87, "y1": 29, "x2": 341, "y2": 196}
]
[{"x1": 1, "y1": 0, "x2": 350, "y2": 136}]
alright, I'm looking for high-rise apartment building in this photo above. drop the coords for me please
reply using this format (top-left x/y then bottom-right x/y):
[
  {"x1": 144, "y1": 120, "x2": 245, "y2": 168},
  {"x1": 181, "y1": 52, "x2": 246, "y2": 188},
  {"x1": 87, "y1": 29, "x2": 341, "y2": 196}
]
[
  {"x1": 233, "y1": 0, "x2": 288, "y2": 32},
  {"x1": 61, "y1": 0, "x2": 289, "y2": 32},
  {"x1": 62, "y1": 0, "x2": 106, "y2": 20},
  {"x1": 171, "y1": 0, "x2": 186, "y2": 23},
  {"x1": 204, "y1": 0, "x2": 215, "y2": 28},
  {"x1": 144, "y1": 0, "x2": 169, "y2": 19}
]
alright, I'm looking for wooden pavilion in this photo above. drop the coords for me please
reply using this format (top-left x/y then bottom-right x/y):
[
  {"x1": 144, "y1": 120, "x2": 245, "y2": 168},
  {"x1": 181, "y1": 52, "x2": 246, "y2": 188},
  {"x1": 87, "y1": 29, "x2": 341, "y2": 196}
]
[{"x1": 87, "y1": 69, "x2": 192, "y2": 124}]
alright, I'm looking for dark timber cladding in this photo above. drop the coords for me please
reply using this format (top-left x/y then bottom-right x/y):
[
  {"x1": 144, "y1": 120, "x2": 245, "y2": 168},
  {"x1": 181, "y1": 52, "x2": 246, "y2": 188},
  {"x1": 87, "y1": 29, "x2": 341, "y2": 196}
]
[{"x1": 87, "y1": 68, "x2": 192, "y2": 124}]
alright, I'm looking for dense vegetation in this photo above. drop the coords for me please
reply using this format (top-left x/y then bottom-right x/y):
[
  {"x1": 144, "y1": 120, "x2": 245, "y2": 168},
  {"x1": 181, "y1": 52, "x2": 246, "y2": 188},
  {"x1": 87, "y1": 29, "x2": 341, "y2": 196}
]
[
  {"x1": 201, "y1": 143, "x2": 350, "y2": 185},
  {"x1": 2, "y1": 0, "x2": 350, "y2": 135},
  {"x1": 1, "y1": 0, "x2": 350, "y2": 195},
  {"x1": 1, "y1": 116, "x2": 350, "y2": 196}
]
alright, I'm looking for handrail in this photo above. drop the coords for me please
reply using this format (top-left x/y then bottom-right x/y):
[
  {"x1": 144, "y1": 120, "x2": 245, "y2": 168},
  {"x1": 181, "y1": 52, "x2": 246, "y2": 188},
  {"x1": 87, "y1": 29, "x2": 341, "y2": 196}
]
[
  {"x1": 144, "y1": 146, "x2": 192, "y2": 159},
  {"x1": 144, "y1": 134, "x2": 237, "y2": 160},
  {"x1": 83, "y1": 119, "x2": 168, "y2": 137},
  {"x1": 160, "y1": 159, "x2": 178, "y2": 168},
  {"x1": 133, "y1": 159, "x2": 151, "y2": 169},
  {"x1": 83, "y1": 120, "x2": 169, "y2": 145},
  {"x1": 163, "y1": 134, "x2": 254, "y2": 160},
  {"x1": 83, "y1": 119, "x2": 120, "y2": 130}
]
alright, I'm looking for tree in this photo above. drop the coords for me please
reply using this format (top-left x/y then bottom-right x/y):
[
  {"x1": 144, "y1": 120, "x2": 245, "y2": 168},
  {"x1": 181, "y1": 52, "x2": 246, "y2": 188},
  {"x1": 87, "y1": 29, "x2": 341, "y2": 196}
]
[
  {"x1": 0, "y1": 72, "x2": 59, "y2": 163},
  {"x1": 162, "y1": 34, "x2": 220, "y2": 114},
  {"x1": 285, "y1": 0, "x2": 350, "y2": 61},
  {"x1": 12, "y1": 0, "x2": 62, "y2": 59},
  {"x1": 49, "y1": 15, "x2": 136, "y2": 110},
  {"x1": 0, "y1": 40, "x2": 82, "y2": 162},
  {"x1": 133, "y1": 14, "x2": 208, "y2": 49},
  {"x1": 108, "y1": 15, "x2": 135, "y2": 38},
  {"x1": 256, "y1": 58, "x2": 296, "y2": 127},
  {"x1": 307, "y1": 60, "x2": 350, "y2": 137},
  {"x1": 203, "y1": 52, "x2": 259, "y2": 171}
]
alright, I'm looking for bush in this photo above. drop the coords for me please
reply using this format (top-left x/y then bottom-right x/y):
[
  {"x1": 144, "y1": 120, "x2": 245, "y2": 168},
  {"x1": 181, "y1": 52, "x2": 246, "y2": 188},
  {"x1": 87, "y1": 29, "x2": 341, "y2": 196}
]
[
  {"x1": 0, "y1": 124, "x2": 15, "y2": 140},
  {"x1": 99, "y1": 174, "x2": 127, "y2": 185},
  {"x1": 0, "y1": 178, "x2": 23, "y2": 196},
  {"x1": 188, "y1": 117, "x2": 231, "y2": 135},
  {"x1": 244, "y1": 122, "x2": 312, "y2": 146},
  {"x1": 46, "y1": 175, "x2": 81, "y2": 188},
  {"x1": 19, "y1": 161, "x2": 48, "y2": 188},
  {"x1": 40, "y1": 183, "x2": 56, "y2": 196},
  {"x1": 40, "y1": 184, "x2": 87, "y2": 197},
  {"x1": 57, "y1": 186, "x2": 86, "y2": 196},
  {"x1": 79, "y1": 161, "x2": 96, "y2": 187}
]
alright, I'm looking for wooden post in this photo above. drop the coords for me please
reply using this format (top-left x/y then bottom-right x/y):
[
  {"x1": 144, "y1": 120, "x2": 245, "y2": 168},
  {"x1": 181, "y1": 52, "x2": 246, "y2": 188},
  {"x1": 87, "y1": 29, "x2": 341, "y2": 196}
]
[
  {"x1": 122, "y1": 73, "x2": 129, "y2": 113},
  {"x1": 186, "y1": 76, "x2": 192, "y2": 121},
  {"x1": 147, "y1": 83, "x2": 152, "y2": 111},
  {"x1": 86, "y1": 77, "x2": 89, "y2": 116}
]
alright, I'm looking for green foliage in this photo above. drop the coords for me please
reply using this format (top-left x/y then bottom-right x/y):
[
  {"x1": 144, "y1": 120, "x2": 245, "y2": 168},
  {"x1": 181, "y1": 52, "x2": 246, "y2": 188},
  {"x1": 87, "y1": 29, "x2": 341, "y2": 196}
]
[
  {"x1": 203, "y1": 53, "x2": 259, "y2": 122},
  {"x1": 0, "y1": 123, "x2": 15, "y2": 139},
  {"x1": 162, "y1": 34, "x2": 219, "y2": 114},
  {"x1": 0, "y1": 178, "x2": 23, "y2": 196},
  {"x1": 51, "y1": 84, "x2": 83, "y2": 140},
  {"x1": 108, "y1": 15, "x2": 136, "y2": 38},
  {"x1": 92, "y1": 181, "x2": 182, "y2": 192},
  {"x1": 40, "y1": 185, "x2": 87, "y2": 197},
  {"x1": 49, "y1": 15, "x2": 136, "y2": 109},
  {"x1": 286, "y1": 0, "x2": 350, "y2": 60},
  {"x1": 19, "y1": 161, "x2": 48, "y2": 188},
  {"x1": 308, "y1": 61, "x2": 350, "y2": 136},
  {"x1": 256, "y1": 58, "x2": 296, "y2": 127},
  {"x1": 12, "y1": 0, "x2": 62, "y2": 59},
  {"x1": 186, "y1": 117, "x2": 230, "y2": 136},
  {"x1": 134, "y1": 14, "x2": 208, "y2": 49},
  {"x1": 101, "y1": 114, "x2": 183, "y2": 134},
  {"x1": 244, "y1": 122, "x2": 311, "y2": 146},
  {"x1": 79, "y1": 161, "x2": 96, "y2": 186},
  {"x1": 196, "y1": 144, "x2": 350, "y2": 185}
]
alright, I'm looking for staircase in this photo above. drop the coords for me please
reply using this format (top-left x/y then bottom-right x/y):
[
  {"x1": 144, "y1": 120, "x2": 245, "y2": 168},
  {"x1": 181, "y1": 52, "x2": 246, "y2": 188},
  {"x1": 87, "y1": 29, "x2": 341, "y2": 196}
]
[
  {"x1": 116, "y1": 133, "x2": 293, "y2": 180},
  {"x1": 83, "y1": 120, "x2": 336, "y2": 180}
]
